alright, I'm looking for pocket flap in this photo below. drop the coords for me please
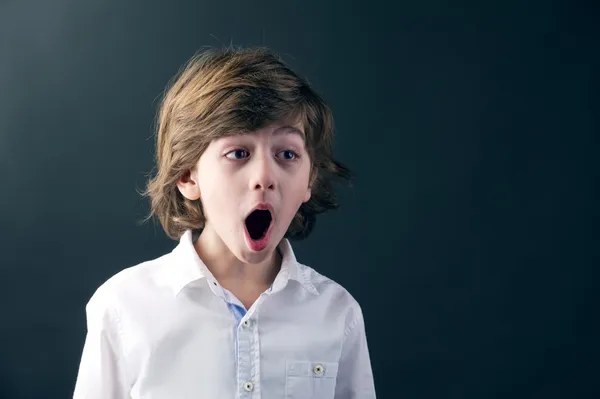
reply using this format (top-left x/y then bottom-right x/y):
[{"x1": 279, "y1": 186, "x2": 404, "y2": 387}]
[{"x1": 286, "y1": 360, "x2": 339, "y2": 379}]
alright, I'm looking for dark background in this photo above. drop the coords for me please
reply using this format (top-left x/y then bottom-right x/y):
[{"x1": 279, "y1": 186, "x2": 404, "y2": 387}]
[{"x1": 1, "y1": 0, "x2": 598, "y2": 397}]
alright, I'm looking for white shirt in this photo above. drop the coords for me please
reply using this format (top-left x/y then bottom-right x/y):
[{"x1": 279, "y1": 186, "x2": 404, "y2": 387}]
[{"x1": 73, "y1": 229, "x2": 376, "y2": 398}]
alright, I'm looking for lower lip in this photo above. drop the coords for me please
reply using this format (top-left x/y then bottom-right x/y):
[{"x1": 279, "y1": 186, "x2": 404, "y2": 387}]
[{"x1": 244, "y1": 221, "x2": 274, "y2": 252}]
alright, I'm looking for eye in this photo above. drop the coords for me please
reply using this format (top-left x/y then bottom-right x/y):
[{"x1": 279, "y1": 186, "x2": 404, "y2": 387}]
[
  {"x1": 278, "y1": 150, "x2": 299, "y2": 161},
  {"x1": 225, "y1": 149, "x2": 249, "y2": 160}
]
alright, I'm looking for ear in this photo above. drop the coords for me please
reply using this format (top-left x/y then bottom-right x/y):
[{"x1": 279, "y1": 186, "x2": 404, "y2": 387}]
[
  {"x1": 303, "y1": 187, "x2": 312, "y2": 203},
  {"x1": 176, "y1": 169, "x2": 201, "y2": 200}
]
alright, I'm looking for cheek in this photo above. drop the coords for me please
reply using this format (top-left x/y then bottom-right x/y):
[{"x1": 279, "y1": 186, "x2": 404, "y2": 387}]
[
  {"x1": 197, "y1": 173, "x2": 225, "y2": 215},
  {"x1": 285, "y1": 182, "x2": 310, "y2": 210},
  {"x1": 199, "y1": 174, "x2": 243, "y2": 223}
]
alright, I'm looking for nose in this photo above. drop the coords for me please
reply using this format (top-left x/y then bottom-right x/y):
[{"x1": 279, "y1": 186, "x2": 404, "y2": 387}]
[{"x1": 248, "y1": 151, "x2": 276, "y2": 192}]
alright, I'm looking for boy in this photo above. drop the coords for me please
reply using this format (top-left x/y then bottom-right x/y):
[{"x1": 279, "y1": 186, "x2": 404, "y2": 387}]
[{"x1": 73, "y1": 46, "x2": 376, "y2": 398}]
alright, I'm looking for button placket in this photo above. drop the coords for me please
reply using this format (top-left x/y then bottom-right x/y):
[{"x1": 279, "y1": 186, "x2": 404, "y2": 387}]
[
  {"x1": 237, "y1": 300, "x2": 263, "y2": 397},
  {"x1": 237, "y1": 312, "x2": 256, "y2": 396},
  {"x1": 237, "y1": 327, "x2": 251, "y2": 395}
]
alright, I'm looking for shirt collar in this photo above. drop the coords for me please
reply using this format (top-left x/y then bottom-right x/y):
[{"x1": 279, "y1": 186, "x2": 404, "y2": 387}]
[{"x1": 167, "y1": 229, "x2": 319, "y2": 297}]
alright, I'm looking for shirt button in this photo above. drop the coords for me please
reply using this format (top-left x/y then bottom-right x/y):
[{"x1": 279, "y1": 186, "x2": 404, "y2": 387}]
[
  {"x1": 243, "y1": 381, "x2": 254, "y2": 392},
  {"x1": 313, "y1": 364, "x2": 324, "y2": 375},
  {"x1": 242, "y1": 319, "x2": 250, "y2": 328}
]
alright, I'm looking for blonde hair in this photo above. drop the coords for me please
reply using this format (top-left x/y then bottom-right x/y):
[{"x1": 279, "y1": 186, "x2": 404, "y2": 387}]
[{"x1": 141, "y1": 46, "x2": 352, "y2": 241}]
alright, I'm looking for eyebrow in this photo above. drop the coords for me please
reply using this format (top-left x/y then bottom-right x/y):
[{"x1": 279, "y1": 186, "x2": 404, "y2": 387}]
[{"x1": 274, "y1": 125, "x2": 305, "y2": 140}]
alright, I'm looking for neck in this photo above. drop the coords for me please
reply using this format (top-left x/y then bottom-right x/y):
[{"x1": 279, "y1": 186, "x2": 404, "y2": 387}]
[{"x1": 193, "y1": 225, "x2": 282, "y2": 288}]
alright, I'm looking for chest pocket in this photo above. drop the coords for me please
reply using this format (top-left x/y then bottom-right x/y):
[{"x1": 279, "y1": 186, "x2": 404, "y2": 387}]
[{"x1": 285, "y1": 360, "x2": 339, "y2": 399}]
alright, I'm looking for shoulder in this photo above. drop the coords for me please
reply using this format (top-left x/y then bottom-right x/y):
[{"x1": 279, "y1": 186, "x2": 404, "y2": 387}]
[
  {"x1": 297, "y1": 262, "x2": 364, "y2": 324},
  {"x1": 84, "y1": 251, "x2": 175, "y2": 317}
]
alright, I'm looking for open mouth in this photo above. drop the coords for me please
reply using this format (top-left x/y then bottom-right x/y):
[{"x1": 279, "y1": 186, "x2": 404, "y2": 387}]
[{"x1": 245, "y1": 209, "x2": 273, "y2": 241}]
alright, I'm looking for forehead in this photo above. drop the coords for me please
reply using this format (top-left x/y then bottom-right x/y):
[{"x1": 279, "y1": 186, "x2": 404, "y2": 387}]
[
  {"x1": 265, "y1": 123, "x2": 305, "y2": 140},
  {"x1": 227, "y1": 122, "x2": 306, "y2": 141}
]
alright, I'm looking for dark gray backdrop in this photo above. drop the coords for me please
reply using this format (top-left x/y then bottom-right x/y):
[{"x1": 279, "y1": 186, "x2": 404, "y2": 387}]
[{"x1": 1, "y1": 0, "x2": 598, "y2": 398}]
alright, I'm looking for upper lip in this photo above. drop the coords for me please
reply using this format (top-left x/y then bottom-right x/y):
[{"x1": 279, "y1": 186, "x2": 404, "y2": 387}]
[{"x1": 246, "y1": 202, "x2": 274, "y2": 218}]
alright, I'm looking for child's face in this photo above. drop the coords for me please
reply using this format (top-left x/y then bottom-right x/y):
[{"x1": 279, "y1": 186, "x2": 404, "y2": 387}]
[{"x1": 178, "y1": 121, "x2": 313, "y2": 265}]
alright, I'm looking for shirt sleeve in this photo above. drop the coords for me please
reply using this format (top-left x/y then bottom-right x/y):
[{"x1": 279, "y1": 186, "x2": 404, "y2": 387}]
[
  {"x1": 335, "y1": 304, "x2": 377, "y2": 399},
  {"x1": 73, "y1": 291, "x2": 130, "y2": 399}
]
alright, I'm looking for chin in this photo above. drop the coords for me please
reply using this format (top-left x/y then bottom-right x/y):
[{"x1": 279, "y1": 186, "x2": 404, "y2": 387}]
[
  {"x1": 235, "y1": 245, "x2": 271, "y2": 265},
  {"x1": 239, "y1": 227, "x2": 281, "y2": 264}
]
